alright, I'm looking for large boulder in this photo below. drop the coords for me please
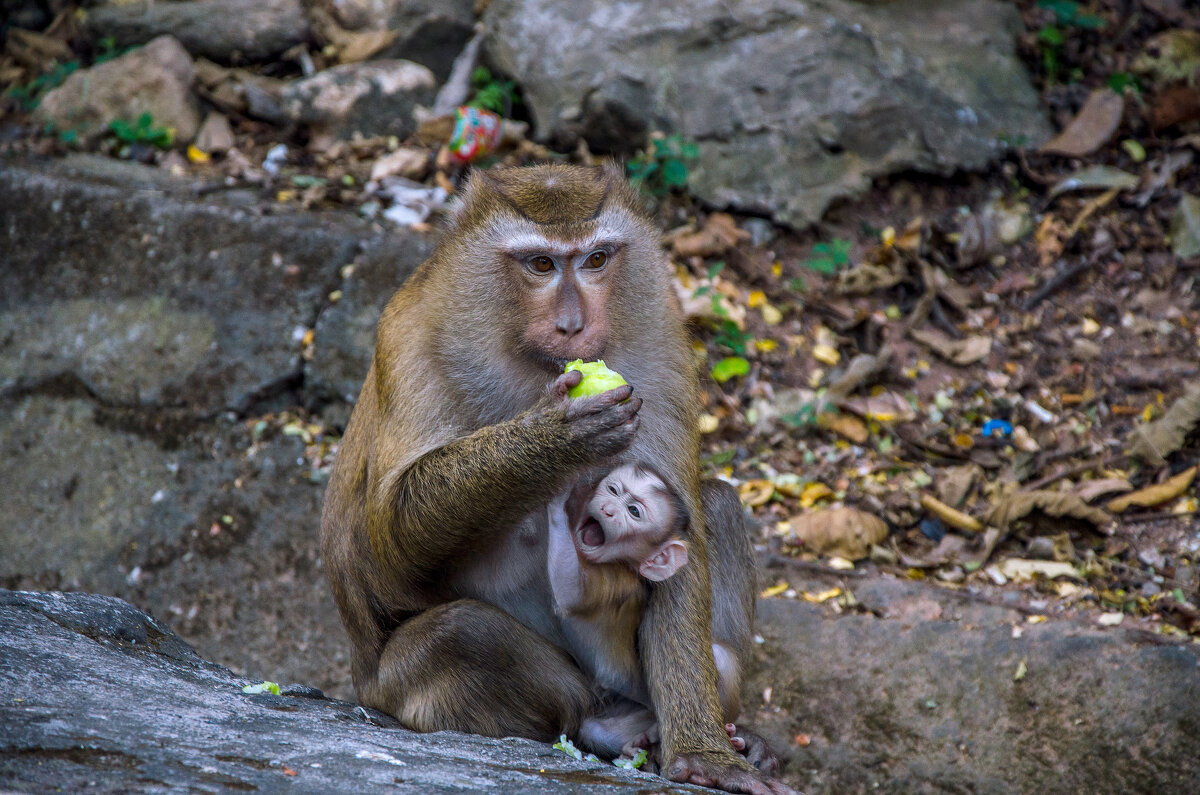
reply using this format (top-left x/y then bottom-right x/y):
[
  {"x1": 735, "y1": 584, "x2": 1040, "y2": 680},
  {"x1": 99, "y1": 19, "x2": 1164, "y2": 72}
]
[
  {"x1": 483, "y1": 0, "x2": 1052, "y2": 228},
  {"x1": 0, "y1": 590, "x2": 696, "y2": 793},
  {"x1": 34, "y1": 35, "x2": 201, "y2": 143},
  {"x1": 83, "y1": 0, "x2": 310, "y2": 64},
  {"x1": 329, "y1": 0, "x2": 476, "y2": 81},
  {"x1": 0, "y1": 154, "x2": 423, "y2": 414},
  {"x1": 280, "y1": 60, "x2": 438, "y2": 141}
]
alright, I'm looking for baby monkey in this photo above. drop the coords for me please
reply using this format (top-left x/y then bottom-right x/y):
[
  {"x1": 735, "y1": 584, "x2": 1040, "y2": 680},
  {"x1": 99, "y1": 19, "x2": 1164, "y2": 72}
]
[{"x1": 548, "y1": 463, "x2": 745, "y2": 760}]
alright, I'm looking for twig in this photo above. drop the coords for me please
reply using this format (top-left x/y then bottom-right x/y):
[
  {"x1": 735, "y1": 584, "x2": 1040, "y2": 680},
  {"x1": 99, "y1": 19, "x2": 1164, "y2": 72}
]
[
  {"x1": 1122, "y1": 510, "x2": 1198, "y2": 524},
  {"x1": 764, "y1": 555, "x2": 868, "y2": 579},
  {"x1": 1022, "y1": 258, "x2": 1093, "y2": 311},
  {"x1": 1022, "y1": 454, "x2": 1127, "y2": 491}
]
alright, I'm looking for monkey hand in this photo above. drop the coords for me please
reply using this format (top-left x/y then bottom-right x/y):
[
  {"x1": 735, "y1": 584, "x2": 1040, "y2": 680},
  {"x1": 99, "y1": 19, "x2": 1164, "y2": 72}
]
[
  {"x1": 548, "y1": 371, "x2": 641, "y2": 459},
  {"x1": 666, "y1": 749, "x2": 801, "y2": 795}
]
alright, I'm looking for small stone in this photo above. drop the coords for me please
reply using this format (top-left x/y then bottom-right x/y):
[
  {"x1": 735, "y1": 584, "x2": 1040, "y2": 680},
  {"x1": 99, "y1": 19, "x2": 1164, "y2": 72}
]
[
  {"x1": 281, "y1": 60, "x2": 437, "y2": 140},
  {"x1": 195, "y1": 112, "x2": 235, "y2": 153}
]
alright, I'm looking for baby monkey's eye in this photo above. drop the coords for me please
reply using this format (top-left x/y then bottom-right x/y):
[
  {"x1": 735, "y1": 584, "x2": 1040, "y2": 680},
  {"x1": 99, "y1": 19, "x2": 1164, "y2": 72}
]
[
  {"x1": 608, "y1": 483, "x2": 619, "y2": 495},
  {"x1": 628, "y1": 504, "x2": 641, "y2": 519}
]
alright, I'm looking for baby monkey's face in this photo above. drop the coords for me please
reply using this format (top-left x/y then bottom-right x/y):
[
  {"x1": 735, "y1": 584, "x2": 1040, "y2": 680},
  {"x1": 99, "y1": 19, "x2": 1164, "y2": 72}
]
[{"x1": 571, "y1": 464, "x2": 674, "y2": 568}]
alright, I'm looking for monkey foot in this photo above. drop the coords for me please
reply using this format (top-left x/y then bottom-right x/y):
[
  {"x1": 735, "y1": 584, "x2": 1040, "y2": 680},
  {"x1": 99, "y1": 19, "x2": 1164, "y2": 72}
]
[
  {"x1": 666, "y1": 751, "x2": 800, "y2": 795},
  {"x1": 725, "y1": 723, "x2": 782, "y2": 777}
]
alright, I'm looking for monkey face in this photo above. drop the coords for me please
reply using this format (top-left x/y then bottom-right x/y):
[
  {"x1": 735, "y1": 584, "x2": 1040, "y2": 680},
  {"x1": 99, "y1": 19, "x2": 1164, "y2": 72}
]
[
  {"x1": 512, "y1": 245, "x2": 616, "y2": 367},
  {"x1": 569, "y1": 465, "x2": 674, "y2": 568}
]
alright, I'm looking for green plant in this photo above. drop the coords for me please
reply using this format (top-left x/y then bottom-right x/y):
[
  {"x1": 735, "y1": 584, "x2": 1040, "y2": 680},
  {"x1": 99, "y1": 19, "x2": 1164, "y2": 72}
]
[
  {"x1": 109, "y1": 112, "x2": 174, "y2": 148},
  {"x1": 1035, "y1": 0, "x2": 1105, "y2": 84},
  {"x1": 788, "y1": 238, "x2": 850, "y2": 290},
  {"x1": 626, "y1": 133, "x2": 698, "y2": 197},
  {"x1": 5, "y1": 60, "x2": 79, "y2": 112},
  {"x1": 466, "y1": 66, "x2": 518, "y2": 115}
]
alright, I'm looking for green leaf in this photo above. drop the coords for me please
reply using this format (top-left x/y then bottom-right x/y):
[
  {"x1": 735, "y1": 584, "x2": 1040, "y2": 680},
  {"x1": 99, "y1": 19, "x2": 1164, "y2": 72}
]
[
  {"x1": 661, "y1": 158, "x2": 689, "y2": 187},
  {"x1": 706, "y1": 260, "x2": 726, "y2": 279},
  {"x1": 711, "y1": 356, "x2": 750, "y2": 383},
  {"x1": 1037, "y1": 25, "x2": 1065, "y2": 46},
  {"x1": 242, "y1": 680, "x2": 281, "y2": 695}
]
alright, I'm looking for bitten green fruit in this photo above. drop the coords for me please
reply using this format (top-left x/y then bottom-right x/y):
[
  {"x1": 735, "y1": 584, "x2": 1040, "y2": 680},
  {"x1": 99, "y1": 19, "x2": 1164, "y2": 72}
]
[{"x1": 565, "y1": 359, "x2": 628, "y2": 398}]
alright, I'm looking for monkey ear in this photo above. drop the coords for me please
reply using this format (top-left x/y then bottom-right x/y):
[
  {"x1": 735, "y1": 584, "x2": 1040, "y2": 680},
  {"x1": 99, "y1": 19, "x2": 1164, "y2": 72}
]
[{"x1": 639, "y1": 540, "x2": 689, "y2": 582}]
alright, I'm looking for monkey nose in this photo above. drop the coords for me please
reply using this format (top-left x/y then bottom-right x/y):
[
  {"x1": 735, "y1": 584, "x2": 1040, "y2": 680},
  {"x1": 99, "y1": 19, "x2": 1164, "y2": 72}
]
[{"x1": 556, "y1": 315, "x2": 584, "y2": 336}]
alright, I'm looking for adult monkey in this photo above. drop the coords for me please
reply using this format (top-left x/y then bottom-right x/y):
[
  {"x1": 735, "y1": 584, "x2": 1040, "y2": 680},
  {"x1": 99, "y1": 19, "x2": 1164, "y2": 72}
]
[{"x1": 321, "y1": 164, "x2": 793, "y2": 795}]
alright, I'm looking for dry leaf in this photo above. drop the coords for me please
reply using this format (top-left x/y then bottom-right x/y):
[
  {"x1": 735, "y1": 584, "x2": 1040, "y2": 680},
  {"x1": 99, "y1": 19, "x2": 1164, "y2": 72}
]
[
  {"x1": 844, "y1": 391, "x2": 917, "y2": 423},
  {"x1": 1048, "y1": 165, "x2": 1139, "y2": 200},
  {"x1": 986, "y1": 491, "x2": 1111, "y2": 530},
  {"x1": 910, "y1": 328, "x2": 991, "y2": 365},
  {"x1": 826, "y1": 348, "x2": 891, "y2": 402},
  {"x1": 1074, "y1": 478, "x2": 1133, "y2": 502},
  {"x1": 1107, "y1": 466, "x2": 1197, "y2": 512},
  {"x1": 1039, "y1": 88, "x2": 1124, "y2": 157},
  {"x1": 817, "y1": 412, "x2": 869, "y2": 444},
  {"x1": 935, "y1": 464, "x2": 983, "y2": 509},
  {"x1": 370, "y1": 147, "x2": 430, "y2": 182},
  {"x1": 782, "y1": 508, "x2": 889, "y2": 560},
  {"x1": 738, "y1": 479, "x2": 775, "y2": 508},
  {"x1": 671, "y1": 213, "x2": 750, "y2": 258},
  {"x1": 997, "y1": 559, "x2": 1081, "y2": 581},
  {"x1": 337, "y1": 29, "x2": 398, "y2": 64},
  {"x1": 920, "y1": 494, "x2": 983, "y2": 533},
  {"x1": 1128, "y1": 381, "x2": 1200, "y2": 464}
]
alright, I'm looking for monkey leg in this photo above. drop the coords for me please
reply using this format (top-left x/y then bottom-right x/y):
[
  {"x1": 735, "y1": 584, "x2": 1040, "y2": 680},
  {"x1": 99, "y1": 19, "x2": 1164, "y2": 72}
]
[
  {"x1": 365, "y1": 599, "x2": 594, "y2": 741},
  {"x1": 577, "y1": 697, "x2": 657, "y2": 759}
]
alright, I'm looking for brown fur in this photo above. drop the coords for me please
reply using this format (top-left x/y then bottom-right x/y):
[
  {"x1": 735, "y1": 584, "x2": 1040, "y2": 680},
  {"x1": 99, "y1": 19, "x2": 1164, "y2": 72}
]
[{"x1": 319, "y1": 163, "x2": 755, "y2": 777}]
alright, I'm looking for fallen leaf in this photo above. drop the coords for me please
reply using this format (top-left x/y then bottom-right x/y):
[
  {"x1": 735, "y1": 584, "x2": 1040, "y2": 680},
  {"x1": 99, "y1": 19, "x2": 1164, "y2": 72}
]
[
  {"x1": 997, "y1": 559, "x2": 1081, "y2": 581},
  {"x1": 738, "y1": 479, "x2": 775, "y2": 508},
  {"x1": 1013, "y1": 659, "x2": 1028, "y2": 682},
  {"x1": 1170, "y1": 194, "x2": 1200, "y2": 259},
  {"x1": 781, "y1": 508, "x2": 889, "y2": 560},
  {"x1": 920, "y1": 494, "x2": 983, "y2": 533},
  {"x1": 935, "y1": 464, "x2": 983, "y2": 508},
  {"x1": 370, "y1": 147, "x2": 430, "y2": 182},
  {"x1": 801, "y1": 587, "x2": 842, "y2": 603},
  {"x1": 336, "y1": 29, "x2": 397, "y2": 64},
  {"x1": 1074, "y1": 478, "x2": 1133, "y2": 502},
  {"x1": 1107, "y1": 466, "x2": 1198, "y2": 512},
  {"x1": 986, "y1": 491, "x2": 1111, "y2": 530},
  {"x1": 1039, "y1": 88, "x2": 1124, "y2": 157},
  {"x1": 760, "y1": 581, "x2": 789, "y2": 598},
  {"x1": 1148, "y1": 84, "x2": 1200, "y2": 130},
  {"x1": 672, "y1": 213, "x2": 750, "y2": 258},
  {"x1": 845, "y1": 391, "x2": 917, "y2": 423},
  {"x1": 1128, "y1": 381, "x2": 1200, "y2": 464},
  {"x1": 798, "y1": 482, "x2": 834, "y2": 508},
  {"x1": 817, "y1": 412, "x2": 869, "y2": 444},
  {"x1": 1048, "y1": 165, "x2": 1139, "y2": 199},
  {"x1": 1097, "y1": 612, "x2": 1125, "y2": 627},
  {"x1": 812, "y1": 344, "x2": 840, "y2": 366},
  {"x1": 910, "y1": 328, "x2": 991, "y2": 365},
  {"x1": 711, "y1": 356, "x2": 751, "y2": 383}
]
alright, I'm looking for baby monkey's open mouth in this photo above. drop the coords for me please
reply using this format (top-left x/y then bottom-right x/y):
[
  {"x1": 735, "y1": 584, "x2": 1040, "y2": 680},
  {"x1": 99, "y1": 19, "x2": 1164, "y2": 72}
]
[{"x1": 577, "y1": 514, "x2": 606, "y2": 548}]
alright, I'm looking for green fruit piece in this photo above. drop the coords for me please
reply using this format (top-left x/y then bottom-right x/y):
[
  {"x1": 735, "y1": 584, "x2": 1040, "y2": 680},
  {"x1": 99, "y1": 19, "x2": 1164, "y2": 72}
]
[{"x1": 565, "y1": 359, "x2": 628, "y2": 398}]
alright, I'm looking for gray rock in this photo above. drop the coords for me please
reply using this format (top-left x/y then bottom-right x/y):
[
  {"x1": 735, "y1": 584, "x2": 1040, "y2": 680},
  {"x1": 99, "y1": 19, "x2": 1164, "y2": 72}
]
[
  {"x1": 328, "y1": 0, "x2": 474, "y2": 80},
  {"x1": 0, "y1": 153, "x2": 388, "y2": 412},
  {"x1": 281, "y1": 60, "x2": 438, "y2": 140},
  {"x1": 34, "y1": 35, "x2": 201, "y2": 143},
  {"x1": 83, "y1": 0, "x2": 310, "y2": 64},
  {"x1": 483, "y1": 0, "x2": 1051, "y2": 228},
  {"x1": 749, "y1": 588, "x2": 1200, "y2": 794},
  {"x1": 0, "y1": 589, "x2": 701, "y2": 793},
  {"x1": 304, "y1": 235, "x2": 435, "y2": 408}
]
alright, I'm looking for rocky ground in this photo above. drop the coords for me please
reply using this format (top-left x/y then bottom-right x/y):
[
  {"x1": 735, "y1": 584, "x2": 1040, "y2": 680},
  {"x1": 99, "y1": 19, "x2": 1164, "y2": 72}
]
[{"x1": 3, "y1": 0, "x2": 1200, "y2": 792}]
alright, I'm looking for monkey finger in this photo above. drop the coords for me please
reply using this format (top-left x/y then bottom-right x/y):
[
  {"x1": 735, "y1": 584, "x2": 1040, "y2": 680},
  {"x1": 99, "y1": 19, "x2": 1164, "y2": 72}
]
[{"x1": 552, "y1": 370, "x2": 584, "y2": 399}]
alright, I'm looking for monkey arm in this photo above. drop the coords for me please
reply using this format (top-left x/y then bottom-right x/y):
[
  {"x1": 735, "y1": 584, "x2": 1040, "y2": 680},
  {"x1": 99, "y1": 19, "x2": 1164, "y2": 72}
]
[
  {"x1": 639, "y1": 550, "x2": 749, "y2": 771},
  {"x1": 368, "y1": 416, "x2": 582, "y2": 577}
]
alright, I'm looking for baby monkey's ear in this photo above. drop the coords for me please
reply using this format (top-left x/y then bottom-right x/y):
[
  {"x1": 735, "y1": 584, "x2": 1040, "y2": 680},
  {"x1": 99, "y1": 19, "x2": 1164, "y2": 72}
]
[{"x1": 639, "y1": 540, "x2": 689, "y2": 582}]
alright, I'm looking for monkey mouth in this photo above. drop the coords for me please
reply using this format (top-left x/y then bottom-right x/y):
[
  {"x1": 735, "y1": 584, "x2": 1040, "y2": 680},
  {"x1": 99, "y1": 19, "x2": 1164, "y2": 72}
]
[{"x1": 578, "y1": 515, "x2": 606, "y2": 548}]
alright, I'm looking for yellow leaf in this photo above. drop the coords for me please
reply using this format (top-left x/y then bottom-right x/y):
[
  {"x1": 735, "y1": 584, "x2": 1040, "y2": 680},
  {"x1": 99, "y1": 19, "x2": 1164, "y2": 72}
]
[
  {"x1": 799, "y1": 482, "x2": 834, "y2": 508},
  {"x1": 187, "y1": 144, "x2": 210, "y2": 163},
  {"x1": 748, "y1": 290, "x2": 767, "y2": 308},
  {"x1": 755, "y1": 339, "x2": 779, "y2": 353},
  {"x1": 760, "y1": 581, "x2": 789, "y2": 598},
  {"x1": 761, "y1": 303, "x2": 783, "y2": 325},
  {"x1": 738, "y1": 479, "x2": 775, "y2": 507},
  {"x1": 1027, "y1": 615, "x2": 1047, "y2": 624},
  {"x1": 781, "y1": 507, "x2": 888, "y2": 560},
  {"x1": 1107, "y1": 466, "x2": 1198, "y2": 512},
  {"x1": 1081, "y1": 317, "x2": 1100, "y2": 336},
  {"x1": 812, "y1": 344, "x2": 840, "y2": 366},
  {"x1": 881, "y1": 226, "x2": 895, "y2": 247},
  {"x1": 771, "y1": 262, "x2": 783, "y2": 277},
  {"x1": 698, "y1": 413, "x2": 720, "y2": 434},
  {"x1": 802, "y1": 587, "x2": 842, "y2": 603},
  {"x1": 919, "y1": 494, "x2": 983, "y2": 533},
  {"x1": 1143, "y1": 403, "x2": 1156, "y2": 423}
]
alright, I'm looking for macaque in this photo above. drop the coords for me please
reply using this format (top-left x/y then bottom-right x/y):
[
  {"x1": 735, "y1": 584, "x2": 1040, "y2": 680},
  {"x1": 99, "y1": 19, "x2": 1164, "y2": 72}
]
[
  {"x1": 320, "y1": 164, "x2": 792, "y2": 795},
  {"x1": 548, "y1": 463, "x2": 750, "y2": 757}
]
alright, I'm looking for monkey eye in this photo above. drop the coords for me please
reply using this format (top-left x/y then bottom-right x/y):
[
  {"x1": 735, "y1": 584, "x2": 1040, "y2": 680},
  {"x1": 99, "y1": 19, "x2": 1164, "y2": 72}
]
[
  {"x1": 529, "y1": 255, "x2": 554, "y2": 273},
  {"x1": 584, "y1": 250, "x2": 607, "y2": 269},
  {"x1": 607, "y1": 482, "x2": 619, "y2": 495},
  {"x1": 628, "y1": 503, "x2": 641, "y2": 519}
]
